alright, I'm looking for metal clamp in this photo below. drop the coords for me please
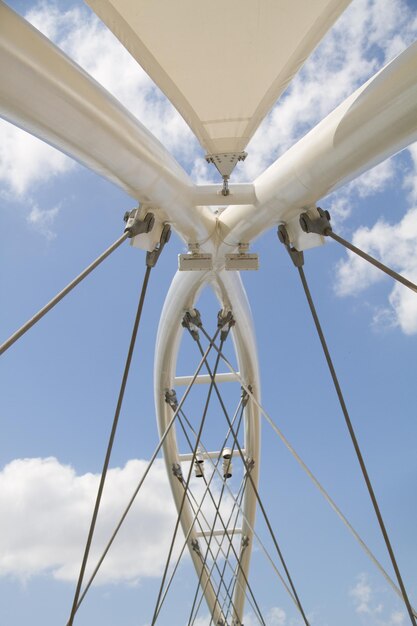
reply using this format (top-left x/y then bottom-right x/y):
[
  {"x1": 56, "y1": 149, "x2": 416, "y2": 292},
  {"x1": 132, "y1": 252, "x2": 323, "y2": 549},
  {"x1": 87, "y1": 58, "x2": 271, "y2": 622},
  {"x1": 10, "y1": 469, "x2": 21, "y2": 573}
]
[
  {"x1": 146, "y1": 224, "x2": 171, "y2": 268},
  {"x1": 165, "y1": 389, "x2": 178, "y2": 411},
  {"x1": 182, "y1": 309, "x2": 203, "y2": 341},
  {"x1": 299, "y1": 207, "x2": 332, "y2": 237},
  {"x1": 277, "y1": 225, "x2": 304, "y2": 267},
  {"x1": 172, "y1": 462, "x2": 184, "y2": 482},
  {"x1": 123, "y1": 208, "x2": 155, "y2": 238},
  {"x1": 217, "y1": 309, "x2": 235, "y2": 341}
]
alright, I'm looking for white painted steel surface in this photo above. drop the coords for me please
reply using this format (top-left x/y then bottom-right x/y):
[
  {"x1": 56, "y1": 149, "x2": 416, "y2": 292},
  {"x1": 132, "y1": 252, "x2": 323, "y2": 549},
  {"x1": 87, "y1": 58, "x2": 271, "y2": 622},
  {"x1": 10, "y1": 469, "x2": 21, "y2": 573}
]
[{"x1": 154, "y1": 269, "x2": 261, "y2": 624}]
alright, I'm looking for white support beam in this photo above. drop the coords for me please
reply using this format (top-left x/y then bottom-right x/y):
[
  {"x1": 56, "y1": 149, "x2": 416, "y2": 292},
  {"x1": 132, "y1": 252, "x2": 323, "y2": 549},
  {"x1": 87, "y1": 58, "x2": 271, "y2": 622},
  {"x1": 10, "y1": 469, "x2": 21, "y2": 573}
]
[
  {"x1": 179, "y1": 449, "x2": 245, "y2": 463},
  {"x1": 174, "y1": 372, "x2": 241, "y2": 386}
]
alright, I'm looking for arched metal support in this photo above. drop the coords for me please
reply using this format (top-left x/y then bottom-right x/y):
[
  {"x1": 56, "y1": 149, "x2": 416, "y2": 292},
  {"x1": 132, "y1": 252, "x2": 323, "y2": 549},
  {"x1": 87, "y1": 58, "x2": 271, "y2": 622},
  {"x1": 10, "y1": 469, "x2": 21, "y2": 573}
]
[{"x1": 154, "y1": 269, "x2": 261, "y2": 625}]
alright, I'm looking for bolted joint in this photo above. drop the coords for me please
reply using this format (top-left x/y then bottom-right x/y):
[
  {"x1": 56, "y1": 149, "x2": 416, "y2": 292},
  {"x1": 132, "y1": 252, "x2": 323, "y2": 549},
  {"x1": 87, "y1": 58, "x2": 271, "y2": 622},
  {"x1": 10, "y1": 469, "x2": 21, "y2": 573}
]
[
  {"x1": 191, "y1": 538, "x2": 201, "y2": 556},
  {"x1": 172, "y1": 462, "x2": 184, "y2": 482},
  {"x1": 165, "y1": 389, "x2": 178, "y2": 411},
  {"x1": 241, "y1": 535, "x2": 250, "y2": 550},
  {"x1": 277, "y1": 225, "x2": 304, "y2": 268},
  {"x1": 245, "y1": 457, "x2": 255, "y2": 474},
  {"x1": 299, "y1": 207, "x2": 332, "y2": 236},
  {"x1": 241, "y1": 385, "x2": 252, "y2": 407},
  {"x1": 146, "y1": 224, "x2": 171, "y2": 268},
  {"x1": 182, "y1": 309, "x2": 202, "y2": 341},
  {"x1": 217, "y1": 309, "x2": 235, "y2": 341},
  {"x1": 124, "y1": 208, "x2": 155, "y2": 238}
]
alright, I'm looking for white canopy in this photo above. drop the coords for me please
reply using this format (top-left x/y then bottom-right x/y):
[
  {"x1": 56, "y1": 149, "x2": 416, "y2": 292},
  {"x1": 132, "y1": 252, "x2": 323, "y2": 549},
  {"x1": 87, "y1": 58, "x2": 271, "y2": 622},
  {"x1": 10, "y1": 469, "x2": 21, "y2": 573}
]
[{"x1": 87, "y1": 0, "x2": 351, "y2": 156}]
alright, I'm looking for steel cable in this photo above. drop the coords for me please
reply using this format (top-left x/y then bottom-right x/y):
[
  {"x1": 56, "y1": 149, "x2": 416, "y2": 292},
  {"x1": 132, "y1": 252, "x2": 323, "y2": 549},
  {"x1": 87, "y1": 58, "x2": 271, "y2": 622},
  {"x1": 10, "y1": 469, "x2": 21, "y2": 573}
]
[
  {"x1": 296, "y1": 264, "x2": 417, "y2": 626},
  {"x1": 1, "y1": 232, "x2": 129, "y2": 356},
  {"x1": 197, "y1": 325, "x2": 417, "y2": 617}
]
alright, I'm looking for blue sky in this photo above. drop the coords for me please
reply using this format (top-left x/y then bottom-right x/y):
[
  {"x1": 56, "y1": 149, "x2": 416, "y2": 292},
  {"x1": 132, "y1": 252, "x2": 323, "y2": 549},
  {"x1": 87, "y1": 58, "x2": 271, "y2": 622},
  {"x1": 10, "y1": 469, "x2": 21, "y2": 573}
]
[{"x1": 1, "y1": 1, "x2": 417, "y2": 625}]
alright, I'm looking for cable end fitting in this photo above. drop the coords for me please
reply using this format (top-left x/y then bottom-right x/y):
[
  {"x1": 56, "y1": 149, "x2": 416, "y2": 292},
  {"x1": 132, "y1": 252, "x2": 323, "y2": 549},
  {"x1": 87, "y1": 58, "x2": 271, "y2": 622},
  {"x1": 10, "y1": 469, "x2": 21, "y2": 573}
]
[
  {"x1": 146, "y1": 224, "x2": 171, "y2": 268},
  {"x1": 124, "y1": 208, "x2": 155, "y2": 238},
  {"x1": 299, "y1": 207, "x2": 332, "y2": 237},
  {"x1": 277, "y1": 225, "x2": 304, "y2": 267}
]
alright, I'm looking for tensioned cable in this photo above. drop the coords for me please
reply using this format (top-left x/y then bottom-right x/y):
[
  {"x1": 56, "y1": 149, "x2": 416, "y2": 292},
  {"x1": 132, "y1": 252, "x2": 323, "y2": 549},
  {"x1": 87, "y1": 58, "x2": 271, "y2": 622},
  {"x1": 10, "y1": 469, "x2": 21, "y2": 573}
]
[
  {"x1": 210, "y1": 477, "x2": 248, "y2": 626},
  {"x1": 296, "y1": 263, "x2": 417, "y2": 626},
  {"x1": 178, "y1": 396, "x2": 267, "y2": 626},
  {"x1": 67, "y1": 263, "x2": 152, "y2": 626},
  {"x1": 180, "y1": 400, "x2": 298, "y2": 611},
  {"x1": 68, "y1": 323, "x2": 225, "y2": 621},
  {"x1": 328, "y1": 231, "x2": 417, "y2": 294},
  {"x1": 197, "y1": 325, "x2": 417, "y2": 617},
  {"x1": 150, "y1": 330, "x2": 226, "y2": 626},
  {"x1": 188, "y1": 402, "x2": 246, "y2": 625},
  {"x1": 0, "y1": 232, "x2": 129, "y2": 356},
  {"x1": 156, "y1": 414, "x2": 241, "y2": 623},
  {"x1": 152, "y1": 395, "x2": 246, "y2": 624},
  {"x1": 195, "y1": 332, "x2": 310, "y2": 626}
]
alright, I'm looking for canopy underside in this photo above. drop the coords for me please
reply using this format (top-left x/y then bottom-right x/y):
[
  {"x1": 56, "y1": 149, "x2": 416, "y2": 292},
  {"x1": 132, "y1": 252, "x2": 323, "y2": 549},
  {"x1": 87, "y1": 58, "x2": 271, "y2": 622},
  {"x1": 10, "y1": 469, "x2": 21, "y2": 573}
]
[{"x1": 86, "y1": 0, "x2": 351, "y2": 156}]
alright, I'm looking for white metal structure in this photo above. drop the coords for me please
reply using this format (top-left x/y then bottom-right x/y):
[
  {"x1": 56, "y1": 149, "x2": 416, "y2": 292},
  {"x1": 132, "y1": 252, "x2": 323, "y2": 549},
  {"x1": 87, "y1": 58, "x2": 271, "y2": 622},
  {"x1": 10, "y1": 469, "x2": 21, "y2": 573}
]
[{"x1": 1, "y1": 0, "x2": 417, "y2": 623}]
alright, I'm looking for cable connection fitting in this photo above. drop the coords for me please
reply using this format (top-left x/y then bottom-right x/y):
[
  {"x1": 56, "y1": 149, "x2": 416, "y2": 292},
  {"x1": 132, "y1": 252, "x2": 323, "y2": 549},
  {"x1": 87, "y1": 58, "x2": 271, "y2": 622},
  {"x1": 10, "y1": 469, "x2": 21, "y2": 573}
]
[
  {"x1": 172, "y1": 462, "x2": 184, "y2": 482},
  {"x1": 241, "y1": 385, "x2": 252, "y2": 407},
  {"x1": 191, "y1": 538, "x2": 201, "y2": 556},
  {"x1": 146, "y1": 224, "x2": 171, "y2": 268},
  {"x1": 245, "y1": 457, "x2": 255, "y2": 474},
  {"x1": 217, "y1": 309, "x2": 235, "y2": 341},
  {"x1": 277, "y1": 224, "x2": 304, "y2": 268},
  {"x1": 299, "y1": 207, "x2": 332, "y2": 236},
  {"x1": 182, "y1": 309, "x2": 202, "y2": 340},
  {"x1": 165, "y1": 389, "x2": 178, "y2": 411},
  {"x1": 241, "y1": 535, "x2": 250, "y2": 550},
  {"x1": 123, "y1": 208, "x2": 155, "y2": 238}
]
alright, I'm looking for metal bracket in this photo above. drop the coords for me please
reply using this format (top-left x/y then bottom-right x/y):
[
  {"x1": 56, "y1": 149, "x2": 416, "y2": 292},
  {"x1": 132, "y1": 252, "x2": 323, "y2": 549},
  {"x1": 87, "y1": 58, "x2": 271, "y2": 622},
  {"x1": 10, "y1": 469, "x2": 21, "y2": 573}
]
[
  {"x1": 146, "y1": 223, "x2": 171, "y2": 268},
  {"x1": 299, "y1": 207, "x2": 332, "y2": 236},
  {"x1": 245, "y1": 457, "x2": 255, "y2": 474},
  {"x1": 172, "y1": 462, "x2": 184, "y2": 482},
  {"x1": 217, "y1": 309, "x2": 235, "y2": 341},
  {"x1": 123, "y1": 208, "x2": 155, "y2": 238},
  {"x1": 165, "y1": 389, "x2": 178, "y2": 411},
  {"x1": 277, "y1": 225, "x2": 304, "y2": 267},
  {"x1": 191, "y1": 538, "x2": 201, "y2": 556},
  {"x1": 241, "y1": 385, "x2": 251, "y2": 407},
  {"x1": 241, "y1": 535, "x2": 250, "y2": 550},
  {"x1": 205, "y1": 152, "x2": 247, "y2": 196},
  {"x1": 182, "y1": 309, "x2": 202, "y2": 341}
]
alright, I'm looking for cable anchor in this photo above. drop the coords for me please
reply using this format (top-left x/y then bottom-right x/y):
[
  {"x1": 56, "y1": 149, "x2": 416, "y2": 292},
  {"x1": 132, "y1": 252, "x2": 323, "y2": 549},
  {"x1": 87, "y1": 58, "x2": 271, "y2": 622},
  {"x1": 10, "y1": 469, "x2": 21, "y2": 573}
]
[
  {"x1": 299, "y1": 207, "x2": 332, "y2": 236},
  {"x1": 165, "y1": 389, "x2": 178, "y2": 411},
  {"x1": 277, "y1": 225, "x2": 304, "y2": 267},
  {"x1": 217, "y1": 309, "x2": 235, "y2": 341},
  {"x1": 182, "y1": 309, "x2": 202, "y2": 340},
  {"x1": 123, "y1": 208, "x2": 155, "y2": 238},
  {"x1": 172, "y1": 463, "x2": 184, "y2": 482},
  {"x1": 146, "y1": 223, "x2": 171, "y2": 268},
  {"x1": 241, "y1": 385, "x2": 251, "y2": 407}
]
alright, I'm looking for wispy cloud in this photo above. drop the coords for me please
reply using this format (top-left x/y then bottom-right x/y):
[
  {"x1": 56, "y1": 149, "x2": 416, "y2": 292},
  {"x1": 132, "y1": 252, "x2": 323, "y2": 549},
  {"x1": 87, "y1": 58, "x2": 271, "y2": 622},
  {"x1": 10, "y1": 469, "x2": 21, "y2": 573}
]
[
  {"x1": 26, "y1": 203, "x2": 60, "y2": 240},
  {"x1": 349, "y1": 573, "x2": 405, "y2": 625}
]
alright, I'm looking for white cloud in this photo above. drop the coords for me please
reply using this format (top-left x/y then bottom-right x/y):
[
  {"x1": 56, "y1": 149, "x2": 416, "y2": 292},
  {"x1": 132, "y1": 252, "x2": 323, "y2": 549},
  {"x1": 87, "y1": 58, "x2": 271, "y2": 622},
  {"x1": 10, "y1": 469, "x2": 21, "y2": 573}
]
[
  {"x1": 334, "y1": 207, "x2": 417, "y2": 334},
  {"x1": 0, "y1": 120, "x2": 74, "y2": 196},
  {"x1": 0, "y1": 456, "x2": 239, "y2": 585}
]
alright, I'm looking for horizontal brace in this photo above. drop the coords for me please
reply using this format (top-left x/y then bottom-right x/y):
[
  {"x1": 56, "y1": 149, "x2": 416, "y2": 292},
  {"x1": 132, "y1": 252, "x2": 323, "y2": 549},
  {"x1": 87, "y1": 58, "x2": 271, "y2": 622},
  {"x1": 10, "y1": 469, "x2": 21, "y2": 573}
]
[
  {"x1": 174, "y1": 372, "x2": 241, "y2": 386},
  {"x1": 196, "y1": 528, "x2": 242, "y2": 538},
  {"x1": 179, "y1": 449, "x2": 244, "y2": 463}
]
